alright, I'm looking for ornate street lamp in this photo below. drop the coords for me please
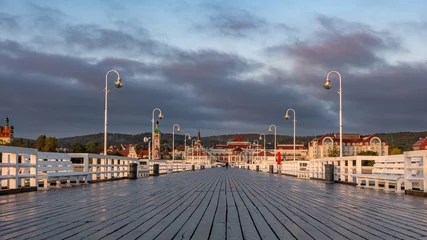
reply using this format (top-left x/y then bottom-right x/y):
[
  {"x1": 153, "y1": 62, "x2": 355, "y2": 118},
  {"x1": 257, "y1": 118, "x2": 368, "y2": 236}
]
[
  {"x1": 324, "y1": 70, "x2": 343, "y2": 158},
  {"x1": 285, "y1": 108, "x2": 296, "y2": 161},
  {"x1": 104, "y1": 70, "x2": 123, "y2": 155}
]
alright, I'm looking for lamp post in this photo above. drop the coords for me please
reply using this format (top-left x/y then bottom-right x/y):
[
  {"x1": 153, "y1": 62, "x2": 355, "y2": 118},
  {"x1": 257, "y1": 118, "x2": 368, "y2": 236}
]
[
  {"x1": 191, "y1": 139, "x2": 196, "y2": 165},
  {"x1": 285, "y1": 108, "x2": 296, "y2": 161},
  {"x1": 323, "y1": 70, "x2": 343, "y2": 158},
  {"x1": 259, "y1": 134, "x2": 266, "y2": 162},
  {"x1": 184, "y1": 133, "x2": 191, "y2": 160},
  {"x1": 151, "y1": 108, "x2": 163, "y2": 159},
  {"x1": 104, "y1": 70, "x2": 123, "y2": 156},
  {"x1": 253, "y1": 140, "x2": 258, "y2": 163},
  {"x1": 268, "y1": 124, "x2": 277, "y2": 157},
  {"x1": 143, "y1": 137, "x2": 151, "y2": 159},
  {"x1": 172, "y1": 124, "x2": 181, "y2": 161}
]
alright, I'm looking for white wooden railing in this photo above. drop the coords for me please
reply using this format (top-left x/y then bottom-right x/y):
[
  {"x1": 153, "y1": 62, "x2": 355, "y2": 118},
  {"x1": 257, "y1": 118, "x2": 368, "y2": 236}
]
[
  {"x1": 67, "y1": 153, "x2": 141, "y2": 181},
  {"x1": 0, "y1": 146, "x2": 208, "y2": 192},
  {"x1": 280, "y1": 161, "x2": 310, "y2": 178},
  {"x1": 148, "y1": 160, "x2": 200, "y2": 175},
  {"x1": 37, "y1": 152, "x2": 89, "y2": 189},
  {"x1": 0, "y1": 146, "x2": 38, "y2": 190},
  {"x1": 404, "y1": 150, "x2": 427, "y2": 193},
  {"x1": 308, "y1": 156, "x2": 379, "y2": 183}
]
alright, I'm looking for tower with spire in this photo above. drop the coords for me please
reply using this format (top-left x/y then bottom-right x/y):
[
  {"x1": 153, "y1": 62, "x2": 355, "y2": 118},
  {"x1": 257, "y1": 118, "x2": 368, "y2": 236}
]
[
  {"x1": 0, "y1": 116, "x2": 14, "y2": 144},
  {"x1": 153, "y1": 121, "x2": 161, "y2": 159}
]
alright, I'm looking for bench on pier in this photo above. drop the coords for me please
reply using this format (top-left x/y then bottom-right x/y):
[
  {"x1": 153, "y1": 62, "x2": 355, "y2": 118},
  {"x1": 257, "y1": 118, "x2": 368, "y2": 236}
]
[
  {"x1": 355, "y1": 157, "x2": 421, "y2": 193},
  {"x1": 38, "y1": 153, "x2": 89, "y2": 190}
]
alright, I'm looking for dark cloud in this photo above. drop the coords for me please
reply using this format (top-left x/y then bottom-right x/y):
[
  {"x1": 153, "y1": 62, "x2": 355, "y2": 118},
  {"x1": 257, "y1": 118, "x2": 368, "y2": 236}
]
[
  {"x1": 205, "y1": 9, "x2": 267, "y2": 37},
  {"x1": 0, "y1": 12, "x2": 19, "y2": 30},
  {"x1": 267, "y1": 15, "x2": 401, "y2": 71},
  {"x1": 195, "y1": 4, "x2": 293, "y2": 38},
  {"x1": 0, "y1": 6, "x2": 426, "y2": 140},
  {"x1": 27, "y1": 2, "x2": 67, "y2": 28}
]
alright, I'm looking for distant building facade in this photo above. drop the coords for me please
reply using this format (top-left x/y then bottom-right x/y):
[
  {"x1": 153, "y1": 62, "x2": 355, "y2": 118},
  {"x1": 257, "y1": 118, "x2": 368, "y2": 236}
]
[
  {"x1": 0, "y1": 117, "x2": 14, "y2": 144},
  {"x1": 210, "y1": 135, "x2": 264, "y2": 164},
  {"x1": 412, "y1": 137, "x2": 427, "y2": 150},
  {"x1": 308, "y1": 133, "x2": 389, "y2": 159},
  {"x1": 276, "y1": 144, "x2": 308, "y2": 160}
]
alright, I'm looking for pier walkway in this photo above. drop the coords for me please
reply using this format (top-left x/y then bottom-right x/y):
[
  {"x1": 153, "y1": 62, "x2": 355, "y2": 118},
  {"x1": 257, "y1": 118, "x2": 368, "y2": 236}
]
[{"x1": 0, "y1": 168, "x2": 426, "y2": 239}]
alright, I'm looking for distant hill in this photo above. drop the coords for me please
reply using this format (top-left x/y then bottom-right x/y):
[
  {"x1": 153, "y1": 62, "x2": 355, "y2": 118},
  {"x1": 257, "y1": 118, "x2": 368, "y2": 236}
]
[
  {"x1": 55, "y1": 133, "x2": 314, "y2": 149},
  {"x1": 16, "y1": 131, "x2": 427, "y2": 151}
]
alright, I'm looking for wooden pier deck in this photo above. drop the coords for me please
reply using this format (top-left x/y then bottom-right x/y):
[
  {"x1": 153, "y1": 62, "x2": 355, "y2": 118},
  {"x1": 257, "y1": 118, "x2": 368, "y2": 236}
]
[{"x1": 1, "y1": 168, "x2": 427, "y2": 240}]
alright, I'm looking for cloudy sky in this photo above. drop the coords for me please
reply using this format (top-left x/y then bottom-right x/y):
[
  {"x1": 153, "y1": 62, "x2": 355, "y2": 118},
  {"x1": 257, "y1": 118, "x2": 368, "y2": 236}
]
[{"x1": 1, "y1": 0, "x2": 426, "y2": 139}]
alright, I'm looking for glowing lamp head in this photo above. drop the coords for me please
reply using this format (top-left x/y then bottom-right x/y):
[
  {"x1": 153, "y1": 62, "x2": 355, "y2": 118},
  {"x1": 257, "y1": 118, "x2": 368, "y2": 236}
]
[
  {"x1": 114, "y1": 78, "x2": 123, "y2": 88},
  {"x1": 177, "y1": 127, "x2": 181, "y2": 132},
  {"x1": 323, "y1": 79, "x2": 332, "y2": 89},
  {"x1": 158, "y1": 113, "x2": 163, "y2": 119},
  {"x1": 285, "y1": 113, "x2": 290, "y2": 120}
]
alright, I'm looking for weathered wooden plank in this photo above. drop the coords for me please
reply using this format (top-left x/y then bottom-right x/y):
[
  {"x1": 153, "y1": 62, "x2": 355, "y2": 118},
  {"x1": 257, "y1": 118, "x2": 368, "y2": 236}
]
[
  {"x1": 233, "y1": 176, "x2": 278, "y2": 239},
  {"x1": 137, "y1": 175, "x2": 221, "y2": 239},
  {"x1": 209, "y1": 174, "x2": 227, "y2": 240},
  {"x1": 84, "y1": 175, "x2": 216, "y2": 239},
  {"x1": 0, "y1": 179, "x2": 186, "y2": 238},
  {"x1": 225, "y1": 174, "x2": 244, "y2": 240},
  {"x1": 170, "y1": 173, "x2": 223, "y2": 240},
  {"x1": 191, "y1": 175, "x2": 222, "y2": 240},
  {"x1": 1, "y1": 168, "x2": 427, "y2": 240}
]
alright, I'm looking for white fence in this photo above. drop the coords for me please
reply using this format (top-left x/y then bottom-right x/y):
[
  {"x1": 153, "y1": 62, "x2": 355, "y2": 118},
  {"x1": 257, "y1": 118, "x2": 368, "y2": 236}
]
[
  {"x1": 148, "y1": 160, "x2": 205, "y2": 175},
  {"x1": 307, "y1": 156, "x2": 380, "y2": 182},
  {"x1": 67, "y1": 153, "x2": 144, "y2": 181},
  {"x1": 233, "y1": 162, "x2": 279, "y2": 173},
  {"x1": 404, "y1": 150, "x2": 427, "y2": 193},
  {"x1": 0, "y1": 146, "x2": 202, "y2": 191},
  {"x1": 37, "y1": 152, "x2": 89, "y2": 189},
  {"x1": 0, "y1": 146, "x2": 38, "y2": 190},
  {"x1": 279, "y1": 151, "x2": 427, "y2": 193}
]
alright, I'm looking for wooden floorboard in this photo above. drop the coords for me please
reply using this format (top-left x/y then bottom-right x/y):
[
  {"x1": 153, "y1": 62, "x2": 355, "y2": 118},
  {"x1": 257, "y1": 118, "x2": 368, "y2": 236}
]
[{"x1": 1, "y1": 168, "x2": 427, "y2": 240}]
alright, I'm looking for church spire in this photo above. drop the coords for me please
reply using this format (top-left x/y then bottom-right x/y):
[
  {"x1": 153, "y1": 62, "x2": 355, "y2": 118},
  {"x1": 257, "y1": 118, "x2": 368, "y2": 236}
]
[{"x1": 197, "y1": 129, "x2": 200, "y2": 141}]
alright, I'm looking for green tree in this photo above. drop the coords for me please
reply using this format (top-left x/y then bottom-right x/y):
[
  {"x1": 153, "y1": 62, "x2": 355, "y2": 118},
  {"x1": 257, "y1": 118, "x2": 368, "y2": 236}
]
[
  {"x1": 0, "y1": 140, "x2": 8, "y2": 146},
  {"x1": 357, "y1": 150, "x2": 378, "y2": 156},
  {"x1": 11, "y1": 138, "x2": 25, "y2": 147},
  {"x1": 42, "y1": 137, "x2": 58, "y2": 152},
  {"x1": 85, "y1": 141, "x2": 103, "y2": 154},
  {"x1": 328, "y1": 146, "x2": 340, "y2": 157},
  {"x1": 390, "y1": 147, "x2": 402, "y2": 155},
  {"x1": 134, "y1": 144, "x2": 142, "y2": 152},
  {"x1": 36, "y1": 135, "x2": 46, "y2": 151},
  {"x1": 70, "y1": 143, "x2": 85, "y2": 153}
]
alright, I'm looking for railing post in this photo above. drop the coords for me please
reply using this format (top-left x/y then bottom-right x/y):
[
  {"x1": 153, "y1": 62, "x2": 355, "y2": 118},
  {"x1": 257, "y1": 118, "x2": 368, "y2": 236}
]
[
  {"x1": 30, "y1": 153, "x2": 37, "y2": 187},
  {"x1": 404, "y1": 152, "x2": 412, "y2": 191},
  {"x1": 128, "y1": 163, "x2": 138, "y2": 180},
  {"x1": 153, "y1": 164, "x2": 159, "y2": 176},
  {"x1": 324, "y1": 163, "x2": 334, "y2": 183}
]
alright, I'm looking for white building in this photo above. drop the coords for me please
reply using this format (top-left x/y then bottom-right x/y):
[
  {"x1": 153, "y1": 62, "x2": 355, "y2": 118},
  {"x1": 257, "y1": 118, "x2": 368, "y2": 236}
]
[
  {"x1": 209, "y1": 135, "x2": 263, "y2": 164},
  {"x1": 252, "y1": 151, "x2": 275, "y2": 163},
  {"x1": 308, "y1": 133, "x2": 389, "y2": 159},
  {"x1": 276, "y1": 144, "x2": 308, "y2": 160}
]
